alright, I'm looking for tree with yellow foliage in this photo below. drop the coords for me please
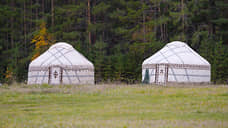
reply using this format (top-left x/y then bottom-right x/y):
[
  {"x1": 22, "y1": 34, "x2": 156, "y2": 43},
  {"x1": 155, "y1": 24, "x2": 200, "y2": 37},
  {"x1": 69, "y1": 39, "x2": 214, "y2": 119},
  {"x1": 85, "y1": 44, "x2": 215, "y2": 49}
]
[
  {"x1": 5, "y1": 67, "x2": 14, "y2": 84},
  {"x1": 31, "y1": 22, "x2": 55, "y2": 60}
]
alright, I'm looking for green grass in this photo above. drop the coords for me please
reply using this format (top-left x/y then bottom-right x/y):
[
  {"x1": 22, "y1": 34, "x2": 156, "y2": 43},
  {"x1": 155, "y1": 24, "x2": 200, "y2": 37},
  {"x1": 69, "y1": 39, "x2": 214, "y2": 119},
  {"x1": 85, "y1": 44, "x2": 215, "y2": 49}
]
[{"x1": 0, "y1": 84, "x2": 228, "y2": 128}]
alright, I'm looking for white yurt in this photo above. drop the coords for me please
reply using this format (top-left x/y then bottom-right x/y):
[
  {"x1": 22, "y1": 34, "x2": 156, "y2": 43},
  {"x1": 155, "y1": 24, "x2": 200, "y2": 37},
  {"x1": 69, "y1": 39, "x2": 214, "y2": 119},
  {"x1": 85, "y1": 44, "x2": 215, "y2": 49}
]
[
  {"x1": 142, "y1": 41, "x2": 210, "y2": 84},
  {"x1": 28, "y1": 42, "x2": 94, "y2": 85}
]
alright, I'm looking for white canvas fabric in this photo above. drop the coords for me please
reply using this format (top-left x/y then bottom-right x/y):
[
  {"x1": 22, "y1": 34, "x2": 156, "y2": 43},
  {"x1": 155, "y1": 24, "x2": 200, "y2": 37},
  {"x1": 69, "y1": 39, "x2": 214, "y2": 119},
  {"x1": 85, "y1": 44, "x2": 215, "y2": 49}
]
[
  {"x1": 142, "y1": 41, "x2": 211, "y2": 84},
  {"x1": 28, "y1": 42, "x2": 94, "y2": 85}
]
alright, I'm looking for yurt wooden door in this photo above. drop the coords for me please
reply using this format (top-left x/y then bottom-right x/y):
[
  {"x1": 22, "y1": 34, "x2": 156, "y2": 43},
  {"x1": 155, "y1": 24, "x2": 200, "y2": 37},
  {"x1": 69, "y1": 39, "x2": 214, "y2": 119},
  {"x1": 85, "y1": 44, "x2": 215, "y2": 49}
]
[
  {"x1": 155, "y1": 64, "x2": 168, "y2": 84},
  {"x1": 49, "y1": 66, "x2": 62, "y2": 85}
]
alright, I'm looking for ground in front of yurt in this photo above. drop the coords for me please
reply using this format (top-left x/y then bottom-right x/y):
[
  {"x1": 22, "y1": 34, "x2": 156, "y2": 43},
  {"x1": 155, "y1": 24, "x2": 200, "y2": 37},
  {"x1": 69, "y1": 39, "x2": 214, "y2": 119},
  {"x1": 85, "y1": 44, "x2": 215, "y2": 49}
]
[{"x1": 0, "y1": 84, "x2": 227, "y2": 128}]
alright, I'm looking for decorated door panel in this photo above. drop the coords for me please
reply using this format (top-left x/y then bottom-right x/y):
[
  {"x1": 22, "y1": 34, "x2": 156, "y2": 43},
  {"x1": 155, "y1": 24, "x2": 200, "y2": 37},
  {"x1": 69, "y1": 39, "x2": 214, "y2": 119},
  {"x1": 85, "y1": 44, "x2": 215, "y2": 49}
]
[
  {"x1": 49, "y1": 66, "x2": 62, "y2": 85},
  {"x1": 155, "y1": 64, "x2": 168, "y2": 85}
]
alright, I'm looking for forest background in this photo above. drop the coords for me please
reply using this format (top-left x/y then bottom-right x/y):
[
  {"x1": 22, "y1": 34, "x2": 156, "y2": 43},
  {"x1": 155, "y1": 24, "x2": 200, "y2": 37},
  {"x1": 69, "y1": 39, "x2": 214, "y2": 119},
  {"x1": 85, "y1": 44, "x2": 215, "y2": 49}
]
[{"x1": 0, "y1": 0, "x2": 227, "y2": 84}]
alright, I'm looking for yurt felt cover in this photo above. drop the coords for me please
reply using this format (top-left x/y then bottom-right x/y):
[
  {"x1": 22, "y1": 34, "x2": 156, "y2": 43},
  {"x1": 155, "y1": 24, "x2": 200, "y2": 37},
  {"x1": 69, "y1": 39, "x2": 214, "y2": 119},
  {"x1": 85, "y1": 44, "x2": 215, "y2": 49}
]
[
  {"x1": 28, "y1": 42, "x2": 94, "y2": 85},
  {"x1": 142, "y1": 41, "x2": 210, "y2": 84}
]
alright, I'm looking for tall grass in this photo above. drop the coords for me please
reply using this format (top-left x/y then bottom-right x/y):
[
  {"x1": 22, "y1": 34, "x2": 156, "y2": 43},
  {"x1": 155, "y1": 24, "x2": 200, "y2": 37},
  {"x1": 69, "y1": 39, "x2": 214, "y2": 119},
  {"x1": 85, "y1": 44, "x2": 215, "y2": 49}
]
[{"x1": 0, "y1": 84, "x2": 227, "y2": 128}]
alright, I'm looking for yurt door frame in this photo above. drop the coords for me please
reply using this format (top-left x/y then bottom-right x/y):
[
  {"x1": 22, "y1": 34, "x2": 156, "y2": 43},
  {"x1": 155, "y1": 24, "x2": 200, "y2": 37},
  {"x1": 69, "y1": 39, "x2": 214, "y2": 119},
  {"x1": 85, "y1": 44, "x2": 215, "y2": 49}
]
[
  {"x1": 155, "y1": 64, "x2": 168, "y2": 85},
  {"x1": 48, "y1": 66, "x2": 63, "y2": 85}
]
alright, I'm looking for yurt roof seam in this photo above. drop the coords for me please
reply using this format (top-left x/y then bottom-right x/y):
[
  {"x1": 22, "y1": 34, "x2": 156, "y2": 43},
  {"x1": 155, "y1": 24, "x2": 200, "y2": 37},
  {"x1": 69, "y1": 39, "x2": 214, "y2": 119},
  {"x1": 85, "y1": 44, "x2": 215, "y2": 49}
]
[
  {"x1": 30, "y1": 43, "x2": 93, "y2": 67},
  {"x1": 159, "y1": 51, "x2": 170, "y2": 63},
  {"x1": 38, "y1": 47, "x2": 64, "y2": 66},
  {"x1": 164, "y1": 45, "x2": 185, "y2": 53},
  {"x1": 157, "y1": 51, "x2": 188, "y2": 63},
  {"x1": 157, "y1": 52, "x2": 178, "y2": 82},
  {"x1": 47, "y1": 50, "x2": 64, "y2": 65},
  {"x1": 147, "y1": 47, "x2": 208, "y2": 65},
  {"x1": 143, "y1": 41, "x2": 210, "y2": 65},
  {"x1": 184, "y1": 45, "x2": 209, "y2": 65},
  {"x1": 158, "y1": 47, "x2": 188, "y2": 64},
  {"x1": 46, "y1": 49, "x2": 75, "y2": 66},
  {"x1": 166, "y1": 45, "x2": 184, "y2": 64},
  {"x1": 49, "y1": 42, "x2": 73, "y2": 50},
  {"x1": 75, "y1": 50, "x2": 94, "y2": 66},
  {"x1": 40, "y1": 48, "x2": 71, "y2": 66},
  {"x1": 55, "y1": 47, "x2": 73, "y2": 65},
  {"x1": 36, "y1": 47, "x2": 65, "y2": 66},
  {"x1": 48, "y1": 49, "x2": 73, "y2": 84},
  {"x1": 55, "y1": 47, "x2": 80, "y2": 82},
  {"x1": 188, "y1": 46, "x2": 203, "y2": 64},
  {"x1": 147, "y1": 45, "x2": 185, "y2": 64}
]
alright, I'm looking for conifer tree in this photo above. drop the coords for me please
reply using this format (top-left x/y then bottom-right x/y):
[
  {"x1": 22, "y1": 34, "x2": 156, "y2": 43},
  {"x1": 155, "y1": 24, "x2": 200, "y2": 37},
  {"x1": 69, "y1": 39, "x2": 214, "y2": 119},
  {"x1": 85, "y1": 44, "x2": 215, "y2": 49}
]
[
  {"x1": 93, "y1": 38, "x2": 107, "y2": 82},
  {"x1": 0, "y1": 0, "x2": 227, "y2": 83}
]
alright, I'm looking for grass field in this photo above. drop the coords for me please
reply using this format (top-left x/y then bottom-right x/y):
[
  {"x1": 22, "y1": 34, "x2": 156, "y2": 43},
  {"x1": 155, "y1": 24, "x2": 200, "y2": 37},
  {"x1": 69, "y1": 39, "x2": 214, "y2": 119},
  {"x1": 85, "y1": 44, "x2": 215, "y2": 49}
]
[{"x1": 0, "y1": 84, "x2": 228, "y2": 128}]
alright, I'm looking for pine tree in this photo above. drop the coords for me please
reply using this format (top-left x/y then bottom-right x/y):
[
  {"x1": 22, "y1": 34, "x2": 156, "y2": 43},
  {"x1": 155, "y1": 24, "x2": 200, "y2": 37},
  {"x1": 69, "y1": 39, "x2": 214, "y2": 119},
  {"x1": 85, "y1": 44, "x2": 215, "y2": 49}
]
[
  {"x1": 212, "y1": 40, "x2": 228, "y2": 83},
  {"x1": 93, "y1": 38, "x2": 107, "y2": 82},
  {"x1": 0, "y1": 0, "x2": 227, "y2": 83}
]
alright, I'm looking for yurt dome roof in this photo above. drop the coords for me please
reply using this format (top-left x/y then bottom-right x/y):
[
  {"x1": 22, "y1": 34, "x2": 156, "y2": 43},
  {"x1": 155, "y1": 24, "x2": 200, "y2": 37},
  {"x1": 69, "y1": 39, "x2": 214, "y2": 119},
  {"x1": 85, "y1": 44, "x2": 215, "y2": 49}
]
[
  {"x1": 49, "y1": 42, "x2": 73, "y2": 50},
  {"x1": 143, "y1": 41, "x2": 210, "y2": 66},
  {"x1": 29, "y1": 42, "x2": 94, "y2": 68}
]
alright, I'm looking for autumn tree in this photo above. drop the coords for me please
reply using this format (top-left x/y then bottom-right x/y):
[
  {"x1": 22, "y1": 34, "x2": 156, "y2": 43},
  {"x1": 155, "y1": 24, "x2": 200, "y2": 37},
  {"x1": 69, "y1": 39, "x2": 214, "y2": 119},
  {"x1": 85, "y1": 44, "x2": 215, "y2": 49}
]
[
  {"x1": 31, "y1": 22, "x2": 55, "y2": 60},
  {"x1": 5, "y1": 67, "x2": 14, "y2": 84}
]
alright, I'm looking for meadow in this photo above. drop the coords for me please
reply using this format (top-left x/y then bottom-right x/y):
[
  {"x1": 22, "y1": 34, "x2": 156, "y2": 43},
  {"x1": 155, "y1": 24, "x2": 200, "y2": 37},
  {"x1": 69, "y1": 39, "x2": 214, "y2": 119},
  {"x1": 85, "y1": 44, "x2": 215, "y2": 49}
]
[{"x1": 0, "y1": 84, "x2": 227, "y2": 128}]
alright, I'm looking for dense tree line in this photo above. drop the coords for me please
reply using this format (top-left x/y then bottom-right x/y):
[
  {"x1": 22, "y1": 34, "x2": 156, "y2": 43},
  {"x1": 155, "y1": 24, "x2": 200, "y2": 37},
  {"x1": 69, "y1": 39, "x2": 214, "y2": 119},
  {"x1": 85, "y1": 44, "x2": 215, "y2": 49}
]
[{"x1": 0, "y1": 0, "x2": 227, "y2": 84}]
